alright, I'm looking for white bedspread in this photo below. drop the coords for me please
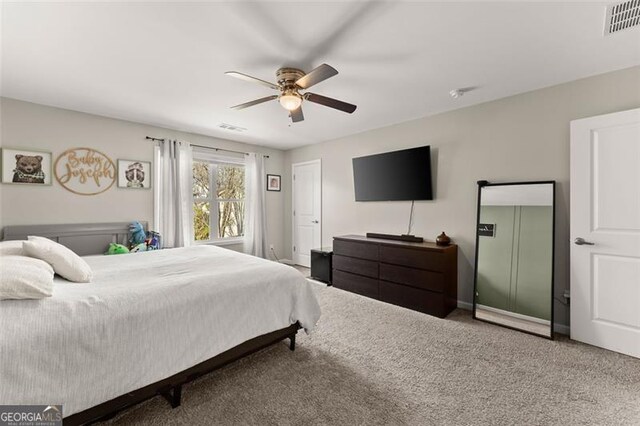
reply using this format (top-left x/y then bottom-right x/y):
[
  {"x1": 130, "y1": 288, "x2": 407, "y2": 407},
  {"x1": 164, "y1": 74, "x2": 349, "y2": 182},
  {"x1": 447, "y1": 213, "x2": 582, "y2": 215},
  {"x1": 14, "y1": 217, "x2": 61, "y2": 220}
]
[{"x1": 0, "y1": 246, "x2": 320, "y2": 416}]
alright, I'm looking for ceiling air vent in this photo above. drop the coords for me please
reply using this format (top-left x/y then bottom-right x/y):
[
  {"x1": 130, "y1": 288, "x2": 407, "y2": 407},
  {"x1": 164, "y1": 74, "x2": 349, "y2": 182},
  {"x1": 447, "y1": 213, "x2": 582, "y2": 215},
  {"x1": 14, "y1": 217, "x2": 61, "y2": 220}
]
[
  {"x1": 218, "y1": 123, "x2": 247, "y2": 132},
  {"x1": 605, "y1": 0, "x2": 640, "y2": 35}
]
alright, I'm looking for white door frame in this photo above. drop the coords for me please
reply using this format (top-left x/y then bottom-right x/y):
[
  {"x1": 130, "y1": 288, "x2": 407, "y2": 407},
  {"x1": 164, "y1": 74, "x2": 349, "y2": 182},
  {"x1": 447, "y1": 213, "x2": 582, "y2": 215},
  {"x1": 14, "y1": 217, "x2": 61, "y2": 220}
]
[{"x1": 292, "y1": 159, "x2": 322, "y2": 266}]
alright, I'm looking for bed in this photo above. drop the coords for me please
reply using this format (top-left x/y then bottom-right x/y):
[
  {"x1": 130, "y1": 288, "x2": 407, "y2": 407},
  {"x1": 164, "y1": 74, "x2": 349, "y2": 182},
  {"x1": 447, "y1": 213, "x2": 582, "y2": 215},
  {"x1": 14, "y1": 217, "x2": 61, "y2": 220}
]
[{"x1": 0, "y1": 223, "x2": 321, "y2": 424}]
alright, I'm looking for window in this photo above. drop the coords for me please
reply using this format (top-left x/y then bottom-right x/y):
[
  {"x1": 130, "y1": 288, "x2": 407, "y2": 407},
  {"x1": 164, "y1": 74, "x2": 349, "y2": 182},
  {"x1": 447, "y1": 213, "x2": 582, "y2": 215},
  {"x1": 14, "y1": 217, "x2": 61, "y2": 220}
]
[{"x1": 192, "y1": 155, "x2": 245, "y2": 243}]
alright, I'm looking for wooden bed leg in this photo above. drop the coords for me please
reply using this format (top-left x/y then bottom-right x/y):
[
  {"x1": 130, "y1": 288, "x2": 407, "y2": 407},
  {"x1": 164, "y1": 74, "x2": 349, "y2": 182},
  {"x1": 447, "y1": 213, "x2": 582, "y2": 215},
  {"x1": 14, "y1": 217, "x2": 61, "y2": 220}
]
[
  {"x1": 160, "y1": 384, "x2": 182, "y2": 408},
  {"x1": 173, "y1": 385, "x2": 182, "y2": 407},
  {"x1": 289, "y1": 332, "x2": 296, "y2": 351}
]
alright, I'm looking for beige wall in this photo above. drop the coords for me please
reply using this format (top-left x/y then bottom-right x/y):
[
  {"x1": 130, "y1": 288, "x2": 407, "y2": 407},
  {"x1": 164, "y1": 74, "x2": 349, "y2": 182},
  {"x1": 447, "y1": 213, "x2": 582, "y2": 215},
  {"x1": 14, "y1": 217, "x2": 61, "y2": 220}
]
[
  {"x1": 284, "y1": 66, "x2": 640, "y2": 328},
  {"x1": 0, "y1": 98, "x2": 287, "y2": 256}
]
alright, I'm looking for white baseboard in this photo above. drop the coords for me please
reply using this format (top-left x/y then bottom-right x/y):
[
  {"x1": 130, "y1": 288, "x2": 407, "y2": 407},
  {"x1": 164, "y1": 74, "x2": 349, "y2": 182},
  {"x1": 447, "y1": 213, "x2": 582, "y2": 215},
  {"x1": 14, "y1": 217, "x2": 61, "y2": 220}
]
[
  {"x1": 457, "y1": 300, "x2": 473, "y2": 310},
  {"x1": 278, "y1": 259, "x2": 296, "y2": 266},
  {"x1": 456, "y1": 299, "x2": 568, "y2": 335}
]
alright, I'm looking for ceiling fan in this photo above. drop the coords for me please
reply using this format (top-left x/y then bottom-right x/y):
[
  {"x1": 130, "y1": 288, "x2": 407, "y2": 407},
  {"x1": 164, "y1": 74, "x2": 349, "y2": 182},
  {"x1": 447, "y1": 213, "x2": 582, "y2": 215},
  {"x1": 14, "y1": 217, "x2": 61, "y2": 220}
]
[{"x1": 225, "y1": 64, "x2": 357, "y2": 123}]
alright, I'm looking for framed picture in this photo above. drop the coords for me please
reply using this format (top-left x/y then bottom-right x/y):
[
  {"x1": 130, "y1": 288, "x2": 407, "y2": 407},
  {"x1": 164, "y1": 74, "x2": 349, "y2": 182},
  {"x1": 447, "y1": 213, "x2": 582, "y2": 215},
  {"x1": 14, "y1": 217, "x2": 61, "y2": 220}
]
[
  {"x1": 267, "y1": 174, "x2": 281, "y2": 192},
  {"x1": 1, "y1": 147, "x2": 52, "y2": 185},
  {"x1": 118, "y1": 159, "x2": 152, "y2": 189}
]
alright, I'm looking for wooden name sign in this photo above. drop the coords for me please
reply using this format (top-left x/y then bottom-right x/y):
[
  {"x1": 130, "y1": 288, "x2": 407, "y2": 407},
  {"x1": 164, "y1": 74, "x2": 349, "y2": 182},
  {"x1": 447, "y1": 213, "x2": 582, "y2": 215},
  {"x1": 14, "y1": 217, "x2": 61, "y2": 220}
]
[{"x1": 54, "y1": 148, "x2": 116, "y2": 195}]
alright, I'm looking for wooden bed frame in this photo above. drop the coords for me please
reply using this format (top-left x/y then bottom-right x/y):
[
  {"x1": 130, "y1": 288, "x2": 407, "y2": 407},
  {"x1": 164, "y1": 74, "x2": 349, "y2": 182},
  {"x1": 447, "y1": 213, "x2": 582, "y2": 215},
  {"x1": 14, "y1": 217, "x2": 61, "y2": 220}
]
[{"x1": 1, "y1": 222, "x2": 303, "y2": 425}]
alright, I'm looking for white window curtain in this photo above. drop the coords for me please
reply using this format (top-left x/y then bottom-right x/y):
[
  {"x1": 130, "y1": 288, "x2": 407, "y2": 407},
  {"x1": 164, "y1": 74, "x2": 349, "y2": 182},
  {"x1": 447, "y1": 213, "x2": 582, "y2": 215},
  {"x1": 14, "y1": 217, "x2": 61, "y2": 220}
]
[
  {"x1": 243, "y1": 153, "x2": 268, "y2": 258},
  {"x1": 153, "y1": 140, "x2": 193, "y2": 248}
]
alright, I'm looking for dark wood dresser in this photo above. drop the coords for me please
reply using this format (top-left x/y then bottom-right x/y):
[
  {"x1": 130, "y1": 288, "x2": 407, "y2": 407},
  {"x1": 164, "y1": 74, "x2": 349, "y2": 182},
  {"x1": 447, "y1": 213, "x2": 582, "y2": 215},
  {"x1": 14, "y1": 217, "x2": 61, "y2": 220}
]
[{"x1": 332, "y1": 235, "x2": 458, "y2": 318}]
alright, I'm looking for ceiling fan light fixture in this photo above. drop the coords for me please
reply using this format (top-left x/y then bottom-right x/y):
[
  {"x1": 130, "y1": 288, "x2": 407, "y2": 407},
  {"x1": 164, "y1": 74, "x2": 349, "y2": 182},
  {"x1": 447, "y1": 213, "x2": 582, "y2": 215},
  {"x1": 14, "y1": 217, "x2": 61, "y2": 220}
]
[
  {"x1": 279, "y1": 93, "x2": 302, "y2": 111},
  {"x1": 226, "y1": 64, "x2": 357, "y2": 122},
  {"x1": 449, "y1": 89, "x2": 464, "y2": 99}
]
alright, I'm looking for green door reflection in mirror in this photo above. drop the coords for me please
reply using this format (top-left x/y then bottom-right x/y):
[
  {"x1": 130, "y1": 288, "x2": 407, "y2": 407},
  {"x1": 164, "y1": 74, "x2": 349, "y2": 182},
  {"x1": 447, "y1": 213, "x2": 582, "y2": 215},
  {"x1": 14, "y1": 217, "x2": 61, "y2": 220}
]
[{"x1": 474, "y1": 181, "x2": 555, "y2": 339}]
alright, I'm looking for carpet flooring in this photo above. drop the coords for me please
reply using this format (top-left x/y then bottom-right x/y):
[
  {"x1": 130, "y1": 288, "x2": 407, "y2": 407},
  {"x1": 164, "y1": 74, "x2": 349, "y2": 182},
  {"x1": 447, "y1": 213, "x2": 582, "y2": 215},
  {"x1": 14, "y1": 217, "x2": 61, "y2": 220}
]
[{"x1": 104, "y1": 283, "x2": 640, "y2": 425}]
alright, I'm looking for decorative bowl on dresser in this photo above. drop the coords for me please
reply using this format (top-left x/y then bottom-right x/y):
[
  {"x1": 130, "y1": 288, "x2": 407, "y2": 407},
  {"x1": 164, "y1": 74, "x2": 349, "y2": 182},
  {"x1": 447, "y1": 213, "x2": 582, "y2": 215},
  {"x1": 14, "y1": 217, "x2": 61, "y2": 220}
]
[{"x1": 332, "y1": 235, "x2": 458, "y2": 318}]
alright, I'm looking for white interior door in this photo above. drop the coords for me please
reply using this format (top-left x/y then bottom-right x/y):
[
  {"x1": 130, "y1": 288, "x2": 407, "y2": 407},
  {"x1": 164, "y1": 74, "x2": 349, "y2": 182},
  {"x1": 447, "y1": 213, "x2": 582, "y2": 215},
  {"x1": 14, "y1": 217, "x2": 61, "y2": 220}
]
[
  {"x1": 570, "y1": 108, "x2": 640, "y2": 358},
  {"x1": 293, "y1": 160, "x2": 321, "y2": 267}
]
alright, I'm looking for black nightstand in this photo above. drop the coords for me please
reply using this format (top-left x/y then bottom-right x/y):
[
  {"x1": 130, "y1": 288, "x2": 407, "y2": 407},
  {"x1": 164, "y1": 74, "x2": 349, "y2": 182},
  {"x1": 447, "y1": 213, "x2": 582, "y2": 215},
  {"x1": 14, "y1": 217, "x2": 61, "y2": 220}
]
[{"x1": 310, "y1": 247, "x2": 333, "y2": 285}]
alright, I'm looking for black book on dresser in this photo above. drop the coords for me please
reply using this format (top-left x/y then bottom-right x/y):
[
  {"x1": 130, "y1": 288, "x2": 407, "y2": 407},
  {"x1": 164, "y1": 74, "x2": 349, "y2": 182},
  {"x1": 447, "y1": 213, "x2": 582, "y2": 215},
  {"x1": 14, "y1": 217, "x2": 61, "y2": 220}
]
[{"x1": 332, "y1": 235, "x2": 458, "y2": 318}]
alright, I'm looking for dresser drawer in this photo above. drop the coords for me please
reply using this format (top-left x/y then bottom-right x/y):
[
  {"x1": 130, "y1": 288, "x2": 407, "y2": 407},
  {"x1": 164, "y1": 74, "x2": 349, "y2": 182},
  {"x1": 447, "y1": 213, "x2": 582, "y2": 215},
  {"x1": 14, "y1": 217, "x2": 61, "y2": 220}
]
[
  {"x1": 379, "y1": 263, "x2": 444, "y2": 292},
  {"x1": 333, "y1": 255, "x2": 378, "y2": 278},
  {"x1": 379, "y1": 281, "x2": 449, "y2": 318},
  {"x1": 334, "y1": 239, "x2": 379, "y2": 261},
  {"x1": 379, "y1": 246, "x2": 445, "y2": 272},
  {"x1": 333, "y1": 270, "x2": 379, "y2": 299}
]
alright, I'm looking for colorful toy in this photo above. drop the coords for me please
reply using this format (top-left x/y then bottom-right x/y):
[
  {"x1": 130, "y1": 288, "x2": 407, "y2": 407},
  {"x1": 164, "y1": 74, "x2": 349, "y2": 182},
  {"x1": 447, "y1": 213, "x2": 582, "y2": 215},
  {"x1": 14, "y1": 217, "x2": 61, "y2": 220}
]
[
  {"x1": 129, "y1": 221, "x2": 146, "y2": 247},
  {"x1": 146, "y1": 231, "x2": 161, "y2": 250},
  {"x1": 106, "y1": 243, "x2": 129, "y2": 255},
  {"x1": 129, "y1": 231, "x2": 161, "y2": 253},
  {"x1": 126, "y1": 224, "x2": 162, "y2": 254},
  {"x1": 130, "y1": 243, "x2": 148, "y2": 253}
]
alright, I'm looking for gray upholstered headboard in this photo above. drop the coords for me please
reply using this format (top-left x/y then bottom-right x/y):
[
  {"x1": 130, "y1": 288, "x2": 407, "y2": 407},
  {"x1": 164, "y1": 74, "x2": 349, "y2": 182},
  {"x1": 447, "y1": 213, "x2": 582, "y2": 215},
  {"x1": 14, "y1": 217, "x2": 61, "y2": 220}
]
[{"x1": 2, "y1": 222, "x2": 147, "y2": 256}]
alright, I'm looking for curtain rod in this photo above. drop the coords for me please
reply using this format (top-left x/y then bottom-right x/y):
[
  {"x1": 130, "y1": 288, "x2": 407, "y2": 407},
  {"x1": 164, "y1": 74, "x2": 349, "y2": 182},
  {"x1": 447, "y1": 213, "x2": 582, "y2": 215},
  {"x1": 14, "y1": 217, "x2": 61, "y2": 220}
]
[{"x1": 145, "y1": 136, "x2": 269, "y2": 158}]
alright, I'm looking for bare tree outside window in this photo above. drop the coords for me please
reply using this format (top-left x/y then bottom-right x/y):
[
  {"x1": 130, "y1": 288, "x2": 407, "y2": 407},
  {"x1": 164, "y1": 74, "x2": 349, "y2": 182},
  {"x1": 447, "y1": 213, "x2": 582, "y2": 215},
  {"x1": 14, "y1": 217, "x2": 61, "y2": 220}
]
[
  {"x1": 193, "y1": 160, "x2": 245, "y2": 242},
  {"x1": 217, "y1": 165, "x2": 245, "y2": 238}
]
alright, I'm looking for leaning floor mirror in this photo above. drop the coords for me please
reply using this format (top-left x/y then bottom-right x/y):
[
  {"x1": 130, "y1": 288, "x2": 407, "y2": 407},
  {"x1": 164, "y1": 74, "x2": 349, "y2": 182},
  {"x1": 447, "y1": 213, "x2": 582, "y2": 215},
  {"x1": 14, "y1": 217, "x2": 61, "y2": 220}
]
[{"x1": 473, "y1": 181, "x2": 555, "y2": 339}]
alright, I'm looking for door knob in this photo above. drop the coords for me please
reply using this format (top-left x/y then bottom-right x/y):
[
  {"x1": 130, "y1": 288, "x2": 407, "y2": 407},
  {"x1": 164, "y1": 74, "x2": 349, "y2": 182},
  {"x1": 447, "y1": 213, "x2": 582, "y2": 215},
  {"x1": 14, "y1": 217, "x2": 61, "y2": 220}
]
[
  {"x1": 574, "y1": 237, "x2": 594, "y2": 246},
  {"x1": 312, "y1": 220, "x2": 319, "y2": 224}
]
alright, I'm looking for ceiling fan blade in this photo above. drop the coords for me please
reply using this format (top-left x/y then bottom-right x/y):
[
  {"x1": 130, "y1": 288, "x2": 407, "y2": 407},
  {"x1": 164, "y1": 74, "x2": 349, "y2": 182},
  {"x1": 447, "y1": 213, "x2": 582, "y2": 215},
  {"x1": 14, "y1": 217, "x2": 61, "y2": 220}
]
[
  {"x1": 231, "y1": 95, "x2": 278, "y2": 110},
  {"x1": 295, "y1": 64, "x2": 338, "y2": 89},
  {"x1": 304, "y1": 93, "x2": 357, "y2": 114},
  {"x1": 290, "y1": 106, "x2": 304, "y2": 123},
  {"x1": 225, "y1": 71, "x2": 280, "y2": 90}
]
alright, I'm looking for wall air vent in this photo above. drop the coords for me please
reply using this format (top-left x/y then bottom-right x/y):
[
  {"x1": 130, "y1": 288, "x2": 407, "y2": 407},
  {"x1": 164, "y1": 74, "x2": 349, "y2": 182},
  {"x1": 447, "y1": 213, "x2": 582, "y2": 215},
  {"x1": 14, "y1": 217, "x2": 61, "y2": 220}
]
[
  {"x1": 218, "y1": 123, "x2": 247, "y2": 132},
  {"x1": 605, "y1": 0, "x2": 640, "y2": 35}
]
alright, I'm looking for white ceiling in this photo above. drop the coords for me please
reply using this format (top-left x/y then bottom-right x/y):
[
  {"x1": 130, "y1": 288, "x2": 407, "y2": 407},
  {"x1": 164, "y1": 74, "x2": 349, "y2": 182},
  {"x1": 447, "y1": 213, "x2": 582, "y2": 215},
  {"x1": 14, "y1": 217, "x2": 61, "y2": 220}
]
[{"x1": 1, "y1": 1, "x2": 639, "y2": 150}]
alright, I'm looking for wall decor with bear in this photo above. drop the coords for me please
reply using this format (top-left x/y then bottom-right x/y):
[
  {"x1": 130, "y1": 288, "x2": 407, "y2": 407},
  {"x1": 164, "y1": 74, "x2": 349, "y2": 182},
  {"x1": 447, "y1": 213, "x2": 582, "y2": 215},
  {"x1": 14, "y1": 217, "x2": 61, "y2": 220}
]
[{"x1": 1, "y1": 148, "x2": 53, "y2": 185}]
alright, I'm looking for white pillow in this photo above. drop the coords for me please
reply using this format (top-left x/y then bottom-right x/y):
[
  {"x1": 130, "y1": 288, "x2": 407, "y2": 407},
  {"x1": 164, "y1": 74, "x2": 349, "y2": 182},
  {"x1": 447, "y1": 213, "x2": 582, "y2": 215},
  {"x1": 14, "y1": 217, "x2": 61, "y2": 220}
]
[
  {"x1": 22, "y1": 236, "x2": 93, "y2": 283},
  {"x1": 0, "y1": 255, "x2": 54, "y2": 300},
  {"x1": 0, "y1": 240, "x2": 25, "y2": 256}
]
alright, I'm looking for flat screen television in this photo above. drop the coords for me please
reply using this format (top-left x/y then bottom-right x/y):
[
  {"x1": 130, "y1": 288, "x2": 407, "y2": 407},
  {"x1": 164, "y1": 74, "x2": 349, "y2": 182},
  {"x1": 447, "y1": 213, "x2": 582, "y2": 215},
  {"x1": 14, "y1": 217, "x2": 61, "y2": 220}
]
[{"x1": 352, "y1": 146, "x2": 433, "y2": 201}]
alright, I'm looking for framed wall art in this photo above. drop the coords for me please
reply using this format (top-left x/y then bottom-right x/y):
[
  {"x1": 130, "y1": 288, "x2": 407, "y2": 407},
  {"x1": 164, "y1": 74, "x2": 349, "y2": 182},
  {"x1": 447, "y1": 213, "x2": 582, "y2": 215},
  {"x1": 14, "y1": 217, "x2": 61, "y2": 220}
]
[
  {"x1": 1, "y1": 147, "x2": 53, "y2": 185},
  {"x1": 267, "y1": 174, "x2": 281, "y2": 192},
  {"x1": 118, "y1": 159, "x2": 151, "y2": 189}
]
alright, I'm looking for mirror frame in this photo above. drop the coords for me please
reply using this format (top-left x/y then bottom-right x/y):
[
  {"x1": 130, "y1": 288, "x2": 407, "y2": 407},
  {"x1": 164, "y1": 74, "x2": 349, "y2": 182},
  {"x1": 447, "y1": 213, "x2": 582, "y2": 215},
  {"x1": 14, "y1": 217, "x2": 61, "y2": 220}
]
[{"x1": 472, "y1": 180, "x2": 556, "y2": 339}]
